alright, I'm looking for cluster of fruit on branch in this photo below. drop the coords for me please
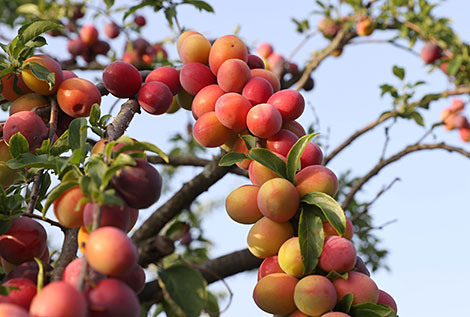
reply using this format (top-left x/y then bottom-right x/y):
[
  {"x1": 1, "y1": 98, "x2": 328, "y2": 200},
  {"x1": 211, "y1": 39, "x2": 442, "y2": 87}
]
[{"x1": 172, "y1": 29, "x2": 399, "y2": 316}]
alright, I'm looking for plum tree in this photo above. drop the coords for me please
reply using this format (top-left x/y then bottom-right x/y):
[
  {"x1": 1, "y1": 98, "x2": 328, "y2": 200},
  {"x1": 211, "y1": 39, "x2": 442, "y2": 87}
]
[{"x1": 0, "y1": 1, "x2": 468, "y2": 316}]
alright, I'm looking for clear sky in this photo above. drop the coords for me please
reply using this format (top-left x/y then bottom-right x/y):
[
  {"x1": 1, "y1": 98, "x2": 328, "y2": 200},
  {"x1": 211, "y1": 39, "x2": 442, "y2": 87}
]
[{"x1": 6, "y1": 0, "x2": 469, "y2": 316}]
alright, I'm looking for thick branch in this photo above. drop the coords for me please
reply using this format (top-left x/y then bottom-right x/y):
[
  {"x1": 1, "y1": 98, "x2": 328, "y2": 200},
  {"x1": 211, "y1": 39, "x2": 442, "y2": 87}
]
[
  {"x1": 51, "y1": 228, "x2": 79, "y2": 281},
  {"x1": 294, "y1": 27, "x2": 356, "y2": 90},
  {"x1": 137, "y1": 235, "x2": 175, "y2": 267},
  {"x1": 341, "y1": 143, "x2": 470, "y2": 210},
  {"x1": 138, "y1": 248, "x2": 262, "y2": 304},
  {"x1": 132, "y1": 152, "x2": 231, "y2": 243},
  {"x1": 104, "y1": 99, "x2": 141, "y2": 141}
]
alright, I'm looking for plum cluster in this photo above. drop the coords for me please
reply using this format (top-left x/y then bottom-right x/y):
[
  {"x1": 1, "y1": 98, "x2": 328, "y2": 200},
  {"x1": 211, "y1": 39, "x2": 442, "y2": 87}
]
[
  {"x1": 174, "y1": 30, "x2": 398, "y2": 316},
  {"x1": 0, "y1": 52, "x2": 164, "y2": 316},
  {"x1": 440, "y1": 98, "x2": 470, "y2": 142}
]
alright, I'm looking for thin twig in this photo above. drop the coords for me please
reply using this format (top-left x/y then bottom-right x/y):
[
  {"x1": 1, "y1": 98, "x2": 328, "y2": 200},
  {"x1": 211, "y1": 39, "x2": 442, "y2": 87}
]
[
  {"x1": 341, "y1": 143, "x2": 470, "y2": 210},
  {"x1": 286, "y1": 30, "x2": 318, "y2": 62},
  {"x1": 23, "y1": 212, "x2": 65, "y2": 229}
]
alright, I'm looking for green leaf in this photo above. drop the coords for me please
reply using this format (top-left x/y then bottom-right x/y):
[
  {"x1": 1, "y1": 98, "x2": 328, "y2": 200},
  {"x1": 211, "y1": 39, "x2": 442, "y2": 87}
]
[
  {"x1": 204, "y1": 291, "x2": 220, "y2": 316},
  {"x1": 182, "y1": 0, "x2": 214, "y2": 12},
  {"x1": 20, "y1": 20, "x2": 62, "y2": 46},
  {"x1": 302, "y1": 192, "x2": 346, "y2": 236},
  {"x1": 123, "y1": 0, "x2": 157, "y2": 21},
  {"x1": 286, "y1": 133, "x2": 319, "y2": 183},
  {"x1": 350, "y1": 302, "x2": 398, "y2": 317},
  {"x1": 325, "y1": 270, "x2": 348, "y2": 282},
  {"x1": 392, "y1": 66, "x2": 405, "y2": 80},
  {"x1": 298, "y1": 206, "x2": 324, "y2": 274},
  {"x1": 16, "y1": 4, "x2": 41, "y2": 16},
  {"x1": 104, "y1": 0, "x2": 115, "y2": 9},
  {"x1": 248, "y1": 148, "x2": 287, "y2": 179},
  {"x1": 164, "y1": 7, "x2": 177, "y2": 27},
  {"x1": 8, "y1": 132, "x2": 30, "y2": 158},
  {"x1": 116, "y1": 140, "x2": 169, "y2": 163},
  {"x1": 447, "y1": 56, "x2": 463, "y2": 76},
  {"x1": 0, "y1": 220, "x2": 12, "y2": 236},
  {"x1": 0, "y1": 285, "x2": 19, "y2": 296},
  {"x1": 240, "y1": 134, "x2": 257, "y2": 150},
  {"x1": 50, "y1": 130, "x2": 70, "y2": 156},
  {"x1": 165, "y1": 221, "x2": 190, "y2": 241},
  {"x1": 89, "y1": 103, "x2": 101, "y2": 127},
  {"x1": 68, "y1": 118, "x2": 87, "y2": 150},
  {"x1": 159, "y1": 263, "x2": 207, "y2": 317},
  {"x1": 42, "y1": 181, "x2": 78, "y2": 217},
  {"x1": 335, "y1": 293, "x2": 354, "y2": 313},
  {"x1": 410, "y1": 112, "x2": 425, "y2": 126},
  {"x1": 219, "y1": 152, "x2": 248, "y2": 166},
  {"x1": 24, "y1": 62, "x2": 55, "y2": 90},
  {"x1": 6, "y1": 153, "x2": 56, "y2": 170}
]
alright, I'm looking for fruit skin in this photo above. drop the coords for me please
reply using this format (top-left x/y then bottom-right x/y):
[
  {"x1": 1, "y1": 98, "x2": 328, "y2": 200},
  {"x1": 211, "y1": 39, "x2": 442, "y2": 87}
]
[
  {"x1": 225, "y1": 185, "x2": 263, "y2": 224},
  {"x1": 87, "y1": 278, "x2": 140, "y2": 317},
  {"x1": 86, "y1": 227, "x2": 138, "y2": 276},
  {"x1": 217, "y1": 59, "x2": 251, "y2": 93},
  {"x1": 114, "y1": 264, "x2": 146, "y2": 294},
  {"x1": 256, "y1": 42, "x2": 274, "y2": 59},
  {"x1": 294, "y1": 275, "x2": 337, "y2": 316},
  {"x1": 242, "y1": 76, "x2": 274, "y2": 106},
  {"x1": 247, "y1": 54, "x2": 265, "y2": 69},
  {"x1": 230, "y1": 133, "x2": 252, "y2": 170},
  {"x1": 179, "y1": 34, "x2": 211, "y2": 65},
  {"x1": 104, "y1": 22, "x2": 120, "y2": 39},
  {"x1": 322, "y1": 312, "x2": 351, "y2": 317},
  {"x1": 53, "y1": 186, "x2": 86, "y2": 228},
  {"x1": 277, "y1": 237, "x2": 304, "y2": 278},
  {"x1": 246, "y1": 103, "x2": 282, "y2": 139},
  {"x1": 29, "y1": 281, "x2": 87, "y2": 317},
  {"x1": 177, "y1": 30, "x2": 201, "y2": 56},
  {"x1": 323, "y1": 218, "x2": 354, "y2": 240},
  {"x1": 80, "y1": 24, "x2": 98, "y2": 44},
  {"x1": 356, "y1": 17, "x2": 374, "y2": 36},
  {"x1": 253, "y1": 273, "x2": 298, "y2": 315},
  {"x1": 4, "y1": 261, "x2": 53, "y2": 284},
  {"x1": 257, "y1": 178, "x2": 300, "y2": 222},
  {"x1": 251, "y1": 68, "x2": 281, "y2": 92},
  {"x1": 214, "y1": 92, "x2": 252, "y2": 130},
  {"x1": 257, "y1": 255, "x2": 284, "y2": 281},
  {"x1": 420, "y1": 42, "x2": 442, "y2": 64},
  {"x1": 267, "y1": 89, "x2": 305, "y2": 122},
  {"x1": 193, "y1": 111, "x2": 233, "y2": 147},
  {"x1": 333, "y1": 271, "x2": 379, "y2": 305},
  {"x1": 377, "y1": 289, "x2": 398, "y2": 312},
  {"x1": 192, "y1": 84, "x2": 224, "y2": 119},
  {"x1": 62, "y1": 257, "x2": 104, "y2": 290},
  {"x1": 82, "y1": 202, "x2": 131, "y2": 232},
  {"x1": 145, "y1": 66, "x2": 181, "y2": 95},
  {"x1": 247, "y1": 217, "x2": 293, "y2": 258},
  {"x1": 3, "y1": 111, "x2": 48, "y2": 151},
  {"x1": 0, "y1": 303, "x2": 29, "y2": 316},
  {"x1": 67, "y1": 38, "x2": 87, "y2": 56},
  {"x1": 179, "y1": 62, "x2": 216, "y2": 96},
  {"x1": 0, "y1": 217, "x2": 47, "y2": 265},
  {"x1": 102, "y1": 61, "x2": 142, "y2": 98},
  {"x1": 248, "y1": 153, "x2": 286, "y2": 186},
  {"x1": 9, "y1": 93, "x2": 49, "y2": 120},
  {"x1": 295, "y1": 165, "x2": 339, "y2": 198},
  {"x1": 134, "y1": 15, "x2": 146, "y2": 27},
  {"x1": 0, "y1": 72, "x2": 32, "y2": 101},
  {"x1": 57, "y1": 78, "x2": 101, "y2": 117},
  {"x1": 21, "y1": 55, "x2": 64, "y2": 95},
  {"x1": 318, "y1": 236, "x2": 357, "y2": 273},
  {"x1": 137, "y1": 81, "x2": 173, "y2": 115},
  {"x1": 0, "y1": 277, "x2": 36, "y2": 310},
  {"x1": 266, "y1": 129, "x2": 299, "y2": 157},
  {"x1": 111, "y1": 158, "x2": 162, "y2": 209},
  {"x1": 299, "y1": 142, "x2": 323, "y2": 168},
  {"x1": 209, "y1": 34, "x2": 248, "y2": 75}
]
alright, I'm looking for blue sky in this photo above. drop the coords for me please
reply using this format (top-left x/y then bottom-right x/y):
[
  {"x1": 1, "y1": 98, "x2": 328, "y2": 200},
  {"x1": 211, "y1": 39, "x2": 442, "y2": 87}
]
[{"x1": 9, "y1": 0, "x2": 469, "y2": 316}]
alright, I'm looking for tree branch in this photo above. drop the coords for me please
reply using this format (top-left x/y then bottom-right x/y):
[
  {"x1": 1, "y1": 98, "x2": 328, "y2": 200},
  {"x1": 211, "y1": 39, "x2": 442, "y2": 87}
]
[
  {"x1": 51, "y1": 228, "x2": 79, "y2": 282},
  {"x1": 341, "y1": 143, "x2": 470, "y2": 210},
  {"x1": 131, "y1": 152, "x2": 232, "y2": 244},
  {"x1": 138, "y1": 248, "x2": 262, "y2": 304},
  {"x1": 325, "y1": 86, "x2": 470, "y2": 165},
  {"x1": 104, "y1": 99, "x2": 141, "y2": 141}
]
